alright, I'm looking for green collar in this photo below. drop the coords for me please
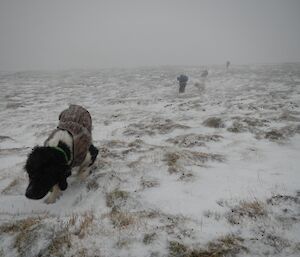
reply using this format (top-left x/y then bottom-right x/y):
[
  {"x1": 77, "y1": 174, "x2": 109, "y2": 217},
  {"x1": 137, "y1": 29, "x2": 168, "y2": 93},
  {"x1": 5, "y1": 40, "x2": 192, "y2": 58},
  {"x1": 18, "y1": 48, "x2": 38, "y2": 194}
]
[{"x1": 53, "y1": 146, "x2": 69, "y2": 163}]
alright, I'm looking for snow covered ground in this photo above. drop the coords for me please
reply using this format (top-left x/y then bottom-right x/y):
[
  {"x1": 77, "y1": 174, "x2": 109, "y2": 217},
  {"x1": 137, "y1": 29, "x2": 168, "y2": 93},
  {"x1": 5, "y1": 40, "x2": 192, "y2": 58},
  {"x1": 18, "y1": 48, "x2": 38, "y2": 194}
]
[{"x1": 0, "y1": 64, "x2": 300, "y2": 257}]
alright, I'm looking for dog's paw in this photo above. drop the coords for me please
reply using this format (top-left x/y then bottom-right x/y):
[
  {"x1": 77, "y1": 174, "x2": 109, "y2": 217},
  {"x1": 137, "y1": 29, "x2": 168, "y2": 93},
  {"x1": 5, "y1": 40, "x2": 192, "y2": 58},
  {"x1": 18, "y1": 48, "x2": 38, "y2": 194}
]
[
  {"x1": 44, "y1": 187, "x2": 62, "y2": 204},
  {"x1": 44, "y1": 196, "x2": 57, "y2": 204},
  {"x1": 78, "y1": 169, "x2": 91, "y2": 181}
]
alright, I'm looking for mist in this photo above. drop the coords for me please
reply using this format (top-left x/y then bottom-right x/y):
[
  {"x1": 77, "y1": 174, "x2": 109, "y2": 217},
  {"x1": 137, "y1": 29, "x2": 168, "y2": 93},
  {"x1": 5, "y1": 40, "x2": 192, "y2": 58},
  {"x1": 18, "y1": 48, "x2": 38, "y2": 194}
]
[{"x1": 0, "y1": 0, "x2": 300, "y2": 70}]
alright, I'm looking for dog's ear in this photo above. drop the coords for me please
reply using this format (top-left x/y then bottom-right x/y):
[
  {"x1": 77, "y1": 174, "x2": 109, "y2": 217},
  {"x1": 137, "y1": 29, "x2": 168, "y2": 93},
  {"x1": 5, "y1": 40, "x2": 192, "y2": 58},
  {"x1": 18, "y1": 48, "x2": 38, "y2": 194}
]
[
  {"x1": 58, "y1": 177, "x2": 68, "y2": 191},
  {"x1": 24, "y1": 146, "x2": 41, "y2": 173}
]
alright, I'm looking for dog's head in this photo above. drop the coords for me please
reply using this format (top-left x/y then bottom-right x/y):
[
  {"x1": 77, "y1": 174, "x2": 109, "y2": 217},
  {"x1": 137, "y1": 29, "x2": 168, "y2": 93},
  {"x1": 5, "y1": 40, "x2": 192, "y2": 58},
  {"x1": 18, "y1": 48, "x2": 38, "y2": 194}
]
[{"x1": 24, "y1": 146, "x2": 70, "y2": 200}]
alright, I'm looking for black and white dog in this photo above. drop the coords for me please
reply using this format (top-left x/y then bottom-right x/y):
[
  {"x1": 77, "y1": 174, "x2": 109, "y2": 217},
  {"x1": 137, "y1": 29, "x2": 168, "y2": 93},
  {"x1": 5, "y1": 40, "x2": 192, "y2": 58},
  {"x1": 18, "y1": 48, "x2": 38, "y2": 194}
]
[{"x1": 25, "y1": 105, "x2": 98, "y2": 203}]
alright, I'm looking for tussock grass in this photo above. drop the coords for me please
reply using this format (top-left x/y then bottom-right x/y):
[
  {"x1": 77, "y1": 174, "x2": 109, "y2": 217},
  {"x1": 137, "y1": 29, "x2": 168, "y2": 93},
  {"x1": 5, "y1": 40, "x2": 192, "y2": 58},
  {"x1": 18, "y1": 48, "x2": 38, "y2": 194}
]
[
  {"x1": 227, "y1": 200, "x2": 267, "y2": 225},
  {"x1": 105, "y1": 189, "x2": 135, "y2": 228},
  {"x1": 128, "y1": 139, "x2": 144, "y2": 148},
  {"x1": 38, "y1": 211, "x2": 95, "y2": 256},
  {"x1": 123, "y1": 118, "x2": 190, "y2": 137},
  {"x1": 103, "y1": 139, "x2": 128, "y2": 148},
  {"x1": 169, "y1": 241, "x2": 188, "y2": 257},
  {"x1": 0, "y1": 216, "x2": 41, "y2": 234},
  {"x1": 261, "y1": 125, "x2": 300, "y2": 141},
  {"x1": 164, "y1": 150, "x2": 225, "y2": 174},
  {"x1": 0, "y1": 217, "x2": 42, "y2": 257},
  {"x1": 169, "y1": 234, "x2": 247, "y2": 257},
  {"x1": 0, "y1": 135, "x2": 14, "y2": 141},
  {"x1": 141, "y1": 178, "x2": 160, "y2": 189},
  {"x1": 267, "y1": 194, "x2": 300, "y2": 205},
  {"x1": 202, "y1": 117, "x2": 225, "y2": 128},
  {"x1": 166, "y1": 133, "x2": 222, "y2": 148},
  {"x1": 1, "y1": 178, "x2": 20, "y2": 194},
  {"x1": 67, "y1": 213, "x2": 78, "y2": 227},
  {"x1": 39, "y1": 230, "x2": 72, "y2": 257},
  {"x1": 227, "y1": 121, "x2": 247, "y2": 133},
  {"x1": 262, "y1": 234, "x2": 290, "y2": 253},
  {"x1": 164, "y1": 152, "x2": 181, "y2": 173},
  {"x1": 197, "y1": 235, "x2": 247, "y2": 257},
  {"x1": 0, "y1": 212, "x2": 98, "y2": 257},
  {"x1": 203, "y1": 210, "x2": 221, "y2": 221},
  {"x1": 86, "y1": 180, "x2": 99, "y2": 191},
  {"x1": 264, "y1": 130, "x2": 285, "y2": 140},
  {"x1": 99, "y1": 146, "x2": 122, "y2": 159},
  {"x1": 127, "y1": 156, "x2": 145, "y2": 168},
  {"x1": 109, "y1": 209, "x2": 135, "y2": 229},
  {"x1": 143, "y1": 233, "x2": 157, "y2": 245},
  {"x1": 106, "y1": 189, "x2": 129, "y2": 208},
  {"x1": 74, "y1": 211, "x2": 94, "y2": 238}
]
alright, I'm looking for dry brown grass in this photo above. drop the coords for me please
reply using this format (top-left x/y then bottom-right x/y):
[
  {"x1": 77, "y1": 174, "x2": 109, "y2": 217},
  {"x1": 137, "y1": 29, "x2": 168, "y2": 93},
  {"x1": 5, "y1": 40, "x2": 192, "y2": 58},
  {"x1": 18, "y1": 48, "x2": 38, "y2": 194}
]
[
  {"x1": 74, "y1": 211, "x2": 94, "y2": 238},
  {"x1": 169, "y1": 241, "x2": 188, "y2": 257},
  {"x1": 164, "y1": 150, "x2": 225, "y2": 174},
  {"x1": 127, "y1": 156, "x2": 145, "y2": 168},
  {"x1": 1, "y1": 178, "x2": 20, "y2": 194},
  {"x1": 266, "y1": 194, "x2": 300, "y2": 205},
  {"x1": 143, "y1": 233, "x2": 157, "y2": 245},
  {"x1": 109, "y1": 209, "x2": 135, "y2": 229},
  {"x1": 86, "y1": 180, "x2": 99, "y2": 191},
  {"x1": 264, "y1": 130, "x2": 284, "y2": 140},
  {"x1": 40, "y1": 231, "x2": 72, "y2": 257},
  {"x1": 106, "y1": 189, "x2": 129, "y2": 208},
  {"x1": 196, "y1": 235, "x2": 247, "y2": 257},
  {"x1": 262, "y1": 125, "x2": 300, "y2": 141},
  {"x1": 99, "y1": 146, "x2": 122, "y2": 159},
  {"x1": 188, "y1": 151, "x2": 225, "y2": 163},
  {"x1": 203, "y1": 210, "x2": 221, "y2": 221},
  {"x1": 169, "y1": 234, "x2": 247, "y2": 257},
  {"x1": 123, "y1": 118, "x2": 190, "y2": 137},
  {"x1": 74, "y1": 248, "x2": 89, "y2": 257},
  {"x1": 0, "y1": 216, "x2": 41, "y2": 234},
  {"x1": 0, "y1": 216, "x2": 75, "y2": 257},
  {"x1": 164, "y1": 152, "x2": 181, "y2": 173},
  {"x1": 0, "y1": 135, "x2": 14, "y2": 141},
  {"x1": 0, "y1": 217, "x2": 43, "y2": 257},
  {"x1": 227, "y1": 200, "x2": 267, "y2": 225},
  {"x1": 262, "y1": 234, "x2": 290, "y2": 252},
  {"x1": 202, "y1": 117, "x2": 225, "y2": 128},
  {"x1": 150, "y1": 119, "x2": 190, "y2": 134},
  {"x1": 0, "y1": 212, "x2": 97, "y2": 257},
  {"x1": 141, "y1": 178, "x2": 160, "y2": 189},
  {"x1": 128, "y1": 139, "x2": 144, "y2": 148},
  {"x1": 103, "y1": 139, "x2": 128, "y2": 148},
  {"x1": 67, "y1": 214, "x2": 78, "y2": 227},
  {"x1": 166, "y1": 134, "x2": 222, "y2": 148},
  {"x1": 227, "y1": 121, "x2": 247, "y2": 133},
  {"x1": 37, "y1": 212, "x2": 96, "y2": 256}
]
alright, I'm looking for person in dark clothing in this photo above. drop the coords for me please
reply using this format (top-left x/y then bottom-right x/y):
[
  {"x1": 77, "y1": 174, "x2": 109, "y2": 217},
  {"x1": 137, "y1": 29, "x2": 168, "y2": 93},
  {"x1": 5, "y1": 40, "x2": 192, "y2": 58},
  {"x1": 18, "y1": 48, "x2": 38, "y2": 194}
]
[
  {"x1": 226, "y1": 61, "x2": 230, "y2": 70},
  {"x1": 201, "y1": 70, "x2": 208, "y2": 78},
  {"x1": 177, "y1": 74, "x2": 189, "y2": 93}
]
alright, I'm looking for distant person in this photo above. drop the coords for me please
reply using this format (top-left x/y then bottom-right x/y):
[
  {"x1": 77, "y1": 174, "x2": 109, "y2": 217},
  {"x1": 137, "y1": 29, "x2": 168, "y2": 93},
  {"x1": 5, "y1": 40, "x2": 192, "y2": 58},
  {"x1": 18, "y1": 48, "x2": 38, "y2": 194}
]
[
  {"x1": 194, "y1": 70, "x2": 208, "y2": 92},
  {"x1": 226, "y1": 61, "x2": 231, "y2": 70},
  {"x1": 194, "y1": 80, "x2": 205, "y2": 92},
  {"x1": 201, "y1": 70, "x2": 208, "y2": 78},
  {"x1": 177, "y1": 74, "x2": 189, "y2": 93}
]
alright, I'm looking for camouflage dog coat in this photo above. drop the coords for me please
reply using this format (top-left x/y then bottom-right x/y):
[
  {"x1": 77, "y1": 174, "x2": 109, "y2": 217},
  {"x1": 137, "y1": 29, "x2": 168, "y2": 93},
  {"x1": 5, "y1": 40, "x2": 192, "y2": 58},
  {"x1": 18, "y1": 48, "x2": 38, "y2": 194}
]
[{"x1": 45, "y1": 105, "x2": 92, "y2": 167}]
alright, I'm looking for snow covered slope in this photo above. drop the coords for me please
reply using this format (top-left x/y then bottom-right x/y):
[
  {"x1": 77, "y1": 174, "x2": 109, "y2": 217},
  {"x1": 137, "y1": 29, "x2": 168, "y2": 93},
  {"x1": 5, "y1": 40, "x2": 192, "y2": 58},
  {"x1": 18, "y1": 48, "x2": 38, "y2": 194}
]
[{"x1": 0, "y1": 64, "x2": 300, "y2": 257}]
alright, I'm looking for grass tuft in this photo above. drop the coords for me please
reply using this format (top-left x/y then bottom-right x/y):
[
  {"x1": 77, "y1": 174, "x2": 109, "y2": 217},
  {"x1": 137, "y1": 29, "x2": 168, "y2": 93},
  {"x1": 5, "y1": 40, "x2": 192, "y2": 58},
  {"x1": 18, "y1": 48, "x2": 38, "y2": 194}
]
[
  {"x1": 227, "y1": 200, "x2": 267, "y2": 225},
  {"x1": 106, "y1": 189, "x2": 129, "y2": 208},
  {"x1": 169, "y1": 234, "x2": 247, "y2": 257}
]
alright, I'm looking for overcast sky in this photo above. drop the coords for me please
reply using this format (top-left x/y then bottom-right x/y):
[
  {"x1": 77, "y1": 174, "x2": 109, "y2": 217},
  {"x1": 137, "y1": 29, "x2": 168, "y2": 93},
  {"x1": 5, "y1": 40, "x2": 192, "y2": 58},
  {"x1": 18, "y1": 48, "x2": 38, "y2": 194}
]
[{"x1": 0, "y1": 0, "x2": 300, "y2": 70}]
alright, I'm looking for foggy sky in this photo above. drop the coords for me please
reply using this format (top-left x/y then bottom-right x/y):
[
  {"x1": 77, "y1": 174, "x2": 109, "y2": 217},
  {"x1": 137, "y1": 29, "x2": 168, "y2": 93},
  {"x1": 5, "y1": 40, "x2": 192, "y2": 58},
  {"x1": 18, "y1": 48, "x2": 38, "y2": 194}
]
[{"x1": 0, "y1": 0, "x2": 300, "y2": 70}]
